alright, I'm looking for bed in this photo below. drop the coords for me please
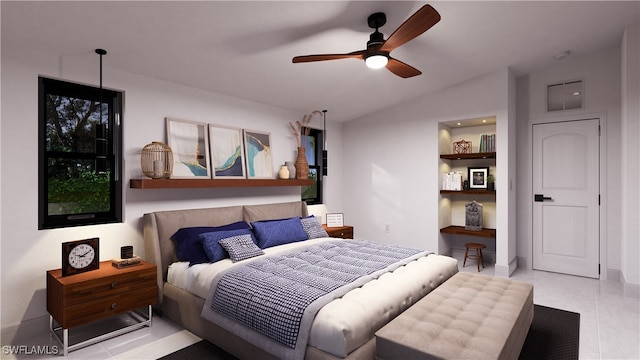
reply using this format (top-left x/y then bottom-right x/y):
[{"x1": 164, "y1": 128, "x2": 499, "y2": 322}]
[{"x1": 143, "y1": 201, "x2": 458, "y2": 359}]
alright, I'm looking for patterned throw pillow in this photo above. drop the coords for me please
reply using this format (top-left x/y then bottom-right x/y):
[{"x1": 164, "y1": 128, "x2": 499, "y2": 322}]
[
  {"x1": 301, "y1": 215, "x2": 329, "y2": 239},
  {"x1": 200, "y1": 228, "x2": 256, "y2": 263},
  {"x1": 218, "y1": 234, "x2": 265, "y2": 262}
]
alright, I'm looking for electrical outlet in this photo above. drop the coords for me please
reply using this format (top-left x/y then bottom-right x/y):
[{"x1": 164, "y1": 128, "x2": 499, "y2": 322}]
[{"x1": 384, "y1": 224, "x2": 390, "y2": 233}]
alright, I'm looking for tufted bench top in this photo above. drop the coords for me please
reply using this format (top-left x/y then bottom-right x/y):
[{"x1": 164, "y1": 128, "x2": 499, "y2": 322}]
[{"x1": 375, "y1": 272, "x2": 534, "y2": 360}]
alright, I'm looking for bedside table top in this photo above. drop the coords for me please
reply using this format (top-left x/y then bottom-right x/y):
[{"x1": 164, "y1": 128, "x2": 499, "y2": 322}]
[{"x1": 47, "y1": 260, "x2": 156, "y2": 284}]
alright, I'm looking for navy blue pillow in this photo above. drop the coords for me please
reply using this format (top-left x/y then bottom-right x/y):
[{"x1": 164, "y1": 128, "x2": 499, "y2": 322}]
[
  {"x1": 171, "y1": 221, "x2": 250, "y2": 265},
  {"x1": 200, "y1": 228, "x2": 257, "y2": 263},
  {"x1": 251, "y1": 217, "x2": 308, "y2": 249}
]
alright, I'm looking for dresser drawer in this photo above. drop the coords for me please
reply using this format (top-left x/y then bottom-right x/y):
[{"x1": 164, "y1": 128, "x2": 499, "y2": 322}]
[
  {"x1": 323, "y1": 225, "x2": 354, "y2": 239},
  {"x1": 61, "y1": 267, "x2": 156, "y2": 306},
  {"x1": 62, "y1": 286, "x2": 157, "y2": 328}
]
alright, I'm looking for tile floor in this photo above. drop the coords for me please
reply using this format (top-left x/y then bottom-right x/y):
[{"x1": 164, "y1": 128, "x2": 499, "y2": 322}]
[{"x1": 2, "y1": 252, "x2": 639, "y2": 360}]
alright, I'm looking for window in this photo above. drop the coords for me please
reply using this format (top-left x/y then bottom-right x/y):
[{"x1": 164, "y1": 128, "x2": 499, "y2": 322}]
[
  {"x1": 547, "y1": 80, "x2": 584, "y2": 112},
  {"x1": 38, "y1": 77, "x2": 123, "y2": 229},
  {"x1": 301, "y1": 128, "x2": 323, "y2": 204}
]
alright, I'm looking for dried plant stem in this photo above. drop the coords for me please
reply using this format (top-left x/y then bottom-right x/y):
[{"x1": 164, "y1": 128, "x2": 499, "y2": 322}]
[{"x1": 289, "y1": 110, "x2": 322, "y2": 147}]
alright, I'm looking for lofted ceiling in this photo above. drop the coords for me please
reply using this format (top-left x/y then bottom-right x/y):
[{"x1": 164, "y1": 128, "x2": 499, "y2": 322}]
[{"x1": 2, "y1": 1, "x2": 639, "y2": 122}]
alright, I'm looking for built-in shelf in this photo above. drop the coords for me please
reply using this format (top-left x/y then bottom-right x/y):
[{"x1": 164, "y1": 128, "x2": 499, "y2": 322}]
[
  {"x1": 129, "y1": 178, "x2": 313, "y2": 189},
  {"x1": 440, "y1": 225, "x2": 496, "y2": 238},
  {"x1": 439, "y1": 152, "x2": 496, "y2": 160},
  {"x1": 440, "y1": 189, "x2": 496, "y2": 195}
]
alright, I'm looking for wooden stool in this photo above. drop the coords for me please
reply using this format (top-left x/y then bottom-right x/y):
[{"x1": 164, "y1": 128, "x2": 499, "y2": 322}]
[{"x1": 463, "y1": 243, "x2": 486, "y2": 272}]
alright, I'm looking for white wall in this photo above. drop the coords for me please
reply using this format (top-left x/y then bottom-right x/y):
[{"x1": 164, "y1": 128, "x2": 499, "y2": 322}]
[
  {"x1": 342, "y1": 68, "x2": 515, "y2": 275},
  {"x1": 515, "y1": 44, "x2": 624, "y2": 280},
  {"x1": 0, "y1": 45, "x2": 344, "y2": 328},
  {"x1": 621, "y1": 21, "x2": 640, "y2": 294}
]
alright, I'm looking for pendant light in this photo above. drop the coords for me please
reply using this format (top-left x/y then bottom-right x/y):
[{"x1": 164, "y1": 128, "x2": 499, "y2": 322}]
[{"x1": 95, "y1": 49, "x2": 107, "y2": 173}]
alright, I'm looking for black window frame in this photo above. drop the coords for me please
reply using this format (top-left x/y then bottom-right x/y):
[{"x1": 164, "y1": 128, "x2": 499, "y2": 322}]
[
  {"x1": 38, "y1": 77, "x2": 123, "y2": 229},
  {"x1": 301, "y1": 128, "x2": 323, "y2": 205}
]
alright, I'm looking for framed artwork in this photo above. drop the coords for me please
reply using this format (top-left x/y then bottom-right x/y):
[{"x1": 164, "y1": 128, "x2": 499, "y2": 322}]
[
  {"x1": 468, "y1": 166, "x2": 490, "y2": 189},
  {"x1": 243, "y1": 129, "x2": 274, "y2": 179},
  {"x1": 166, "y1": 118, "x2": 210, "y2": 178},
  {"x1": 326, "y1": 213, "x2": 344, "y2": 227},
  {"x1": 208, "y1": 125, "x2": 246, "y2": 179}
]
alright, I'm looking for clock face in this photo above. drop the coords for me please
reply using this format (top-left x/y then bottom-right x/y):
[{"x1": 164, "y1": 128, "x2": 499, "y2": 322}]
[
  {"x1": 62, "y1": 238, "x2": 99, "y2": 276},
  {"x1": 68, "y1": 244, "x2": 96, "y2": 269}
]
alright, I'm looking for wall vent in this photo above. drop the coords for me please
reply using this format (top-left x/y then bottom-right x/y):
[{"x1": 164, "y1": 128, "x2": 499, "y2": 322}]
[{"x1": 547, "y1": 80, "x2": 584, "y2": 112}]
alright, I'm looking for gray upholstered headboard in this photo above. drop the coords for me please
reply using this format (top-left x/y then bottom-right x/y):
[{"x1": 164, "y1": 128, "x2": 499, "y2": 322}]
[{"x1": 143, "y1": 201, "x2": 308, "y2": 302}]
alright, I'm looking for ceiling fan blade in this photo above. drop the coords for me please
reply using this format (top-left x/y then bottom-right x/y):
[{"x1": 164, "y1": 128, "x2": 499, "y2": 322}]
[
  {"x1": 292, "y1": 50, "x2": 366, "y2": 63},
  {"x1": 380, "y1": 4, "x2": 441, "y2": 53},
  {"x1": 386, "y1": 57, "x2": 421, "y2": 78}
]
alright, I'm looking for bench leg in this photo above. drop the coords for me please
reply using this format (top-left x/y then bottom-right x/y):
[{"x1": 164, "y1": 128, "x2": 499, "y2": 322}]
[{"x1": 463, "y1": 247, "x2": 469, "y2": 267}]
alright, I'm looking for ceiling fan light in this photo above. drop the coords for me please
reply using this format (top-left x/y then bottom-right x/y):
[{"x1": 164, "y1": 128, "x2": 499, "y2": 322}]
[{"x1": 365, "y1": 54, "x2": 388, "y2": 69}]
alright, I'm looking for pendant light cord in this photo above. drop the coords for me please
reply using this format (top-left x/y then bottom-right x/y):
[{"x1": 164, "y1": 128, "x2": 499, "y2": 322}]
[{"x1": 95, "y1": 49, "x2": 106, "y2": 125}]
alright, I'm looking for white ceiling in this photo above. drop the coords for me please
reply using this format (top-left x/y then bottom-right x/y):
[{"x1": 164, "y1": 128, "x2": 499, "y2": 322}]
[{"x1": 2, "y1": 1, "x2": 639, "y2": 122}]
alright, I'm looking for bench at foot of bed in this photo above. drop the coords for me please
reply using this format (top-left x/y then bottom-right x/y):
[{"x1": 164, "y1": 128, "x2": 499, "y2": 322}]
[{"x1": 375, "y1": 272, "x2": 534, "y2": 360}]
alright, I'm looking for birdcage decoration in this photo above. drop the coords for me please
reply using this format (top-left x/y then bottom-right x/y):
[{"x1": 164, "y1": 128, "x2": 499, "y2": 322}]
[{"x1": 141, "y1": 142, "x2": 173, "y2": 179}]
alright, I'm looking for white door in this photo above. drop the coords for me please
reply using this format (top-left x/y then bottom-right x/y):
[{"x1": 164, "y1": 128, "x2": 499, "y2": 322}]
[{"x1": 532, "y1": 119, "x2": 600, "y2": 278}]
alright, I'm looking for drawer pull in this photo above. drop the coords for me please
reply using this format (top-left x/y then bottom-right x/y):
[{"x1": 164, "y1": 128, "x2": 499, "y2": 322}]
[
  {"x1": 111, "y1": 282, "x2": 117, "y2": 288},
  {"x1": 111, "y1": 303, "x2": 117, "y2": 309}
]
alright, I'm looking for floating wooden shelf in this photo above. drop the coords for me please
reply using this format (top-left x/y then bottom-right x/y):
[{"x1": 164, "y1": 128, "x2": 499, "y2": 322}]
[
  {"x1": 440, "y1": 225, "x2": 496, "y2": 238},
  {"x1": 129, "y1": 178, "x2": 313, "y2": 189},
  {"x1": 440, "y1": 189, "x2": 496, "y2": 195},
  {"x1": 439, "y1": 152, "x2": 496, "y2": 160}
]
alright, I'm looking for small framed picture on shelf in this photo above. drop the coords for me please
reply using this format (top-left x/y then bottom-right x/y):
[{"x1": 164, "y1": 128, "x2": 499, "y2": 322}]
[
  {"x1": 326, "y1": 213, "x2": 344, "y2": 227},
  {"x1": 468, "y1": 166, "x2": 490, "y2": 189}
]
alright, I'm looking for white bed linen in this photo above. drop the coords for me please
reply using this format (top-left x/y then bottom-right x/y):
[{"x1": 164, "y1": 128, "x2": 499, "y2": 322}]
[{"x1": 167, "y1": 238, "x2": 458, "y2": 357}]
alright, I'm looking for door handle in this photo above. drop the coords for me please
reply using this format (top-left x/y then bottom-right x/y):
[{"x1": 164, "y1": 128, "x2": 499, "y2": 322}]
[{"x1": 534, "y1": 194, "x2": 553, "y2": 202}]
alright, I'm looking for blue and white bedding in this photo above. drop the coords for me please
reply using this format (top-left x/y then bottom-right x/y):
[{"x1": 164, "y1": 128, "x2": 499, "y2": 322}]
[
  {"x1": 168, "y1": 238, "x2": 459, "y2": 358},
  {"x1": 201, "y1": 239, "x2": 429, "y2": 359}
]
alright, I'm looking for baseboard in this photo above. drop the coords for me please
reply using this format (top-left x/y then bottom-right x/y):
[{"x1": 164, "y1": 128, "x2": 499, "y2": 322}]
[
  {"x1": 621, "y1": 272, "x2": 640, "y2": 299},
  {"x1": 495, "y1": 256, "x2": 517, "y2": 277}
]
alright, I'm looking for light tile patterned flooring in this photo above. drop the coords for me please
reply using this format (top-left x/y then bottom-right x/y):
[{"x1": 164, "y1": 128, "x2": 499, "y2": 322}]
[{"x1": 2, "y1": 252, "x2": 639, "y2": 359}]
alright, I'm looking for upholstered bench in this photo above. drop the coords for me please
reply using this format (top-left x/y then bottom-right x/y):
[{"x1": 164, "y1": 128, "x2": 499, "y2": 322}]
[{"x1": 375, "y1": 272, "x2": 534, "y2": 360}]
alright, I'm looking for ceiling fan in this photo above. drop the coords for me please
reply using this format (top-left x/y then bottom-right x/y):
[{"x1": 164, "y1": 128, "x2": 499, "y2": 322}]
[{"x1": 292, "y1": 4, "x2": 441, "y2": 78}]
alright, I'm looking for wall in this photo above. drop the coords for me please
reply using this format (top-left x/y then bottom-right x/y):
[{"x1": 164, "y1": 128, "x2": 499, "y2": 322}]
[
  {"x1": 0, "y1": 45, "x2": 344, "y2": 328},
  {"x1": 515, "y1": 43, "x2": 624, "y2": 280},
  {"x1": 342, "y1": 68, "x2": 515, "y2": 276},
  {"x1": 621, "y1": 21, "x2": 640, "y2": 295}
]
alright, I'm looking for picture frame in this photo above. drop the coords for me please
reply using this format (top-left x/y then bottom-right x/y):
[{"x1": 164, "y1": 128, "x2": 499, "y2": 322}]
[
  {"x1": 208, "y1": 125, "x2": 246, "y2": 179},
  {"x1": 468, "y1": 166, "x2": 490, "y2": 189},
  {"x1": 243, "y1": 129, "x2": 274, "y2": 179},
  {"x1": 326, "y1": 213, "x2": 344, "y2": 227},
  {"x1": 166, "y1": 117, "x2": 210, "y2": 179}
]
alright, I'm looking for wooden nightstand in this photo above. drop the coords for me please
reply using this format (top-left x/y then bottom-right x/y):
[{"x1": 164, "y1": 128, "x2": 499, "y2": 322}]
[
  {"x1": 47, "y1": 260, "x2": 157, "y2": 355},
  {"x1": 323, "y1": 224, "x2": 354, "y2": 239}
]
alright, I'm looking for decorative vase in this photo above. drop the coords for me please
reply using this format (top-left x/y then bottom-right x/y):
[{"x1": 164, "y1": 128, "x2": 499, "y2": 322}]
[
  {"x1": 285, "y1": 161, "x2": 296, "y2": 179},
  {"x1": 141, "y1": 141, "x2": 173, "y2": 179},
  {"x1": 278, "y1": 164, "x2": 290, "y2": 179},
  {"x1": 295, "y1": 147, "x2": 309, "y2": 179}
]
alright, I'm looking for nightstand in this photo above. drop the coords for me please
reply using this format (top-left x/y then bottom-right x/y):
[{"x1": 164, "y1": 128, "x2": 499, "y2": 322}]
[
  {"x1": 47, "y1": 260, "x2": 157, "y2": 355},
  {"x1": 323, "y1": 224, "x2": 354, "y2": 239}
]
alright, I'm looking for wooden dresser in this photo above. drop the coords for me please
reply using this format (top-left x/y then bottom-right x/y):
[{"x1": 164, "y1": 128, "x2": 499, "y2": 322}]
[
  {"x1": 323, "y1": 224, "x2": 354, "y2": 239},
  {"x1": 47, "y1": 260, "x2": 157, "y2": 355}
]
